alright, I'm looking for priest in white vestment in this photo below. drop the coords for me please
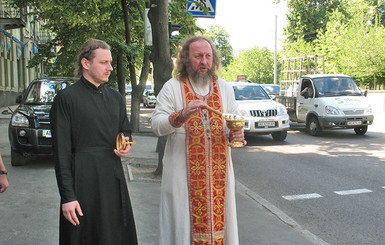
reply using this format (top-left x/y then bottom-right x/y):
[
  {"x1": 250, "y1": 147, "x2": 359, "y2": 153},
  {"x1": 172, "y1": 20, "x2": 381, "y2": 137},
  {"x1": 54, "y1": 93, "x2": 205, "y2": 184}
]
[{"x1": 152, "y1": 36, "x2": 246, "y2": 245}]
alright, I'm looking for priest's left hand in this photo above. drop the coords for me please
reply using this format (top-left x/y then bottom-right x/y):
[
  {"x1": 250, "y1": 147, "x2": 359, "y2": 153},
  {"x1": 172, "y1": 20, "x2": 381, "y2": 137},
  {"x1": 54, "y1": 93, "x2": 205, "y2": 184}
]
[
  {"x1": 114, "y1": 136, "x2": 132, "y2": 157},
  {"x1": 229, "y1": 129, "x2": 247, "y2": 146}
]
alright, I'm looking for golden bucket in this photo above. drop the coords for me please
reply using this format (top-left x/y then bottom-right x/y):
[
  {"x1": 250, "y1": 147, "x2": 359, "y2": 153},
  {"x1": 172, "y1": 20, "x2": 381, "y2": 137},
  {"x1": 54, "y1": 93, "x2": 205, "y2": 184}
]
[
  {"x1": 204, "y1": 106, "x2": 245, "y2": 148},
  {"x1": 116, "y1": 132, "x2": 136, "y2": 151},
  {"x1": 225, "y1": 114, "x2": 245, "y2": 147}
]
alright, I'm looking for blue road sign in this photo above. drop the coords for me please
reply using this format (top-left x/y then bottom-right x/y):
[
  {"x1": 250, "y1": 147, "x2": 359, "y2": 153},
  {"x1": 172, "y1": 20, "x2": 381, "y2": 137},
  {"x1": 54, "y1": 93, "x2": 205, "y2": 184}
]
[{"x1": 187, "y1": 0, "x2": 216, "y2": 18}]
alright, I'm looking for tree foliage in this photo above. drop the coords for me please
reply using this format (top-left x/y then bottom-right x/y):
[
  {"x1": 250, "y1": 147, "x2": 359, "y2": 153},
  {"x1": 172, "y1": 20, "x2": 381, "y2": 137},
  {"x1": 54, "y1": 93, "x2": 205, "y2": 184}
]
[
  {"x1": 169, "y1": 0, "x2": 201, "y2": 53},
  {"x1": 284, "y1": 0, "x2": 344, "y2": 43},
  {"x1": 282, "y1": 0, "x2": 385, "y2": 89},
  {"x1": 9, "y1": 0, "x2": 143, "y2": 84},
  {"x1": 8, "y1": 0, "x2": 201, "y2": 132},
  {"x1": 203, "y1": 25, "x2": 233, "y2": 68},
  {"x1": 222, "y1": 47, "x2": 276, "y2": 83},
  {"x1": 317, "y1": 0, "x2": 385, "y2": 88}
]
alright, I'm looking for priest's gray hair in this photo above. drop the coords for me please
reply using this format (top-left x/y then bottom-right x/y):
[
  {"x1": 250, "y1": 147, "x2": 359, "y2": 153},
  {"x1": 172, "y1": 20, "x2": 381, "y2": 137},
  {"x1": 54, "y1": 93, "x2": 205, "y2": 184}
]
[
  {"x1": 175, "y1": 36, "x2": 221, "y2": 81},
  {"x1": 75, "y1": 39, "x2": 111, "y2": 77}
]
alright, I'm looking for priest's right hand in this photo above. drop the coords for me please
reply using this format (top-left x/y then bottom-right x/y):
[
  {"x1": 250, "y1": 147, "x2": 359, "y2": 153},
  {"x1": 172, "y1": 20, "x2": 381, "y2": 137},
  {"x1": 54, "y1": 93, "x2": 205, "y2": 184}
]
[
  {"x1": 62, "y1": 200, "x2": 83, "y2": 226},
  {"x1": 181, "y1": 100, "x2": 207, "y2": 120}
]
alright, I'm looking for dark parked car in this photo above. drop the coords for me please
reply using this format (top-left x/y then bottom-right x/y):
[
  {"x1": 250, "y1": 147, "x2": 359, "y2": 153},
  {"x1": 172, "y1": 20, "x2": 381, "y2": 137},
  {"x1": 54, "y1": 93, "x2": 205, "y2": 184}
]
[{"x1": 8, "y1": 77, "x2": 75, "y2": 166}]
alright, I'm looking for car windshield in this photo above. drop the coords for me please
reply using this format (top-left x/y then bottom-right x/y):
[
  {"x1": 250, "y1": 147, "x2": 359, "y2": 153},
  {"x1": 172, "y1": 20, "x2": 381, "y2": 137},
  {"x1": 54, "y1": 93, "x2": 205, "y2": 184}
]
[
  {"x1": 314, "y1": 77, "x2": 362, "y2": 97},
  {"x1": 25, "y1": 81, "x2": 70, "y2": 104},
  {"x1": 232, "y1": 85, "x2": 270, "y2": 100},
  {"x1": 147, "y1": 91, "x2": 155, "y2": 96}
]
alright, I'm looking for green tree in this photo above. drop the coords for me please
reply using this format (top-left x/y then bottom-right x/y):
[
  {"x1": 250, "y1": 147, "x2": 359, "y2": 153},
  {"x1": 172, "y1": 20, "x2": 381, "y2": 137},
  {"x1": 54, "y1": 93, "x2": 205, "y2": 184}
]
[
  {"x1": 149, "y1": 0, "x2": 199, "y2": 175},
  {"x1": 39, "y1": 0, "x2": 146, "y2": 132},
  {"x1": 316, "y1": 0, "x2": 385, "y2": 88},
  {"x1": 204, "y1": 25, "x2": 233, "y2": 68},
  {"x1": 9, "y1": 0, "x2": 200, "y2": 132},
  {"x1": 223, "y1": 47, "x2": 275, "y2": 83},
  {"x1": 280, "y1": 0, "x2": 385, "y2": 88},
  {"x1": 282, "y1": 0, "x2": 344, "y2": 43},
  {"x1": 169, "y1": 0, "x2": 201, "y2": 55}
]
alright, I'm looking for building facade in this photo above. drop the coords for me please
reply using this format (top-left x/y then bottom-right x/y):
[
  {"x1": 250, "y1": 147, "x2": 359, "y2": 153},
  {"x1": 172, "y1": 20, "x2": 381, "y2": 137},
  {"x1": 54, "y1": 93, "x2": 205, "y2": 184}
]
[{"x1": 0, "y1": 2, "x2": 48, "y2": 107}]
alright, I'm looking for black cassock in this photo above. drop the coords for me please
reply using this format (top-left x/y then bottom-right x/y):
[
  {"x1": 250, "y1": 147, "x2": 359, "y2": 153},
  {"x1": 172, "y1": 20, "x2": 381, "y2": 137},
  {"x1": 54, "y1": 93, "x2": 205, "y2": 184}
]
[{"x1": 50, "y1": 76, "x2": 137, "y2": 245}]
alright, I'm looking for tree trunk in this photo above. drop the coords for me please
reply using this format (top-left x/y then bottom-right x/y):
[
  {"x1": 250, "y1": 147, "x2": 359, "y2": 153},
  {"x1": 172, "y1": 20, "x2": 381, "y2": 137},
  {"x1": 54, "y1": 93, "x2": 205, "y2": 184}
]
[
  {"x1": 131, "y1": 48, "x2": 152, "y2": 133},
  {"x1": 149, "y1": 0, "x2": 173, "y2": 176},
  {"x1": 121, "y1": 0, "x2": 142, "y2": 132},
  {"x1": 149, "y1": 0, "x2": 173, "y2": 95},
  {"x1": 117, "y1": 53, "x2": 126, "y2": 97},
  {"x1": 373, "y1": 71, "x2": 377, "y2": 90}
]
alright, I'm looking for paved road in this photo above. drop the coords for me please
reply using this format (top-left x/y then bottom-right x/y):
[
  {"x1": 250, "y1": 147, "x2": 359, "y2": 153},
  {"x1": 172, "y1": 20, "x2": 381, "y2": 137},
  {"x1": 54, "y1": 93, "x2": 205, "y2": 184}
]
[{"x1": 232, "y1": 113, "x2": 385, "y2": 244}]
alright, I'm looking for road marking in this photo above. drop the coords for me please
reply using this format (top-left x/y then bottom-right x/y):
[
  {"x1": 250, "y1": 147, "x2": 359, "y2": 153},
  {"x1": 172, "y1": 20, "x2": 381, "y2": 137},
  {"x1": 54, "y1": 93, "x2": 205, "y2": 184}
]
[
  {"x1": 237, "y1": 182, "x2": 330, "y2": 245},
  {"x1": 334, "y1": 188, "x2": 372, "y2": 195},
  {"x1": 282, "y1": 193, "x2": 323, "y2": 201}
]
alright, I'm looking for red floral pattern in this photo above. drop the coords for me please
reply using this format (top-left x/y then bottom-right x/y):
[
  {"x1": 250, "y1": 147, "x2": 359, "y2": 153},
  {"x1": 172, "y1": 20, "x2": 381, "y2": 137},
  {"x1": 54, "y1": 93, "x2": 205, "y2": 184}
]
[{"x1": 182, "y1": 79, "x2": 229, "y2": 245}]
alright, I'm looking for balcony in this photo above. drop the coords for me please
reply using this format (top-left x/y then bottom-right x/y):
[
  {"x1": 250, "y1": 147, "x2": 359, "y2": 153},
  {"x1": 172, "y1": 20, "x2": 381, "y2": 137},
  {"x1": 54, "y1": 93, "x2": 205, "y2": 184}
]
[{"x1": 0, "y1": 2, "x2": 27, "y2": 30}]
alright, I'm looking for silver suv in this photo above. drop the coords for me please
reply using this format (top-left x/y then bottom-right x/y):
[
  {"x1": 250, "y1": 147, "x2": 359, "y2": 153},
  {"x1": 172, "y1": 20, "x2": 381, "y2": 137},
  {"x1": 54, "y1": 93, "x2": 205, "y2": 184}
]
[{"x1": 230, "y1": 82, "x2": 290, "y2": 141}]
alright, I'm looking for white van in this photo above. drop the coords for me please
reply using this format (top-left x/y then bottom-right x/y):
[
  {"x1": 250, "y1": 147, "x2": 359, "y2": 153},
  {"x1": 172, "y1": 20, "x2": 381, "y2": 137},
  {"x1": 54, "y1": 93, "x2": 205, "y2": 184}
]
[{"x1": 276, "y1": 74, "x2": 374, "y2": 136}]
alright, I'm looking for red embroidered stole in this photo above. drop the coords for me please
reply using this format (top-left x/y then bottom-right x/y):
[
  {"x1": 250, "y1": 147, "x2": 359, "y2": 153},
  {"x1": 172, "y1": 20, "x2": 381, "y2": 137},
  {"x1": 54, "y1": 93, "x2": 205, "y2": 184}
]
[{"x1": 181, "y1": 79, "x2": 229, "y2": 245}]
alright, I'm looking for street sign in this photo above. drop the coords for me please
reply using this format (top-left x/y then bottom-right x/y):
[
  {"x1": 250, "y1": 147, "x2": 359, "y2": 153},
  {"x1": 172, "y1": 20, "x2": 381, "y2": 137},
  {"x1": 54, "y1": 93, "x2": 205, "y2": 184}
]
[{"x1": 187, "y1": 0, "x2": 216, "y2": 18}]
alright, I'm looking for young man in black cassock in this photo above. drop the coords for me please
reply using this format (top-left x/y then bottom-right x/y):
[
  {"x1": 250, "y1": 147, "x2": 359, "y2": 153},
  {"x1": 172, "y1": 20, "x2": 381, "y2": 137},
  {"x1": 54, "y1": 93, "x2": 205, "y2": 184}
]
[{"x1": 50, "y1": 39, "x2": 138, "y2": 245}]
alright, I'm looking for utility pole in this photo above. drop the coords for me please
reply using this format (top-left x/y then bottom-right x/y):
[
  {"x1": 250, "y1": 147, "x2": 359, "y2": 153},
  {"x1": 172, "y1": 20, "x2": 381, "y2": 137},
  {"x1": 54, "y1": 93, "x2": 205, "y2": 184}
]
[{"x1": 274, "y1": 14, "x2": 277, "y2": 85}]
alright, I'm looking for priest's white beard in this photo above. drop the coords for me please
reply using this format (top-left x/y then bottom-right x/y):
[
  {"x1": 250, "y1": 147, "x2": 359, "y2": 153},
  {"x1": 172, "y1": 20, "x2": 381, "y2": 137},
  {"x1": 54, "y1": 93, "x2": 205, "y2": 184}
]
[{"x1": 187, "y1": 67, "x2": 212, "y2": 96}]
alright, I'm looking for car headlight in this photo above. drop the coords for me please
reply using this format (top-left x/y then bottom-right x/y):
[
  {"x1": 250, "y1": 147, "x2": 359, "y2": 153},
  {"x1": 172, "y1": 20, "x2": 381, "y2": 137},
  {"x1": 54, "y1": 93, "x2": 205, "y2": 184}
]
[
  {"x1": 325, "y1": 106, "x2": 339, "y2": 115},
  {"x1": 239, "y1": 109, "x2": 249, "y2": 117},
  {"x1": 11, "y1": 112, "x2": 29, "y2": 127},
  {"x1": 277, "y1": 106, "x2": 287, "y2": 116},
  {"x1": 365, "y1": 105, "x2": 373, "y2": 114}
]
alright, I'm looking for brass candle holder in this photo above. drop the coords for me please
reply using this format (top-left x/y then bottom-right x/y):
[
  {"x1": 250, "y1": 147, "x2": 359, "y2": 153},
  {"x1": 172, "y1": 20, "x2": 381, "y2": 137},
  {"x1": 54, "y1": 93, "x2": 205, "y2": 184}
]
[
  {"x1": 204, "y1": 106, "x2": 245, "y2": 147},
  {"x1": 116, "y1": 132, "x2": 136, "y2": 151}
]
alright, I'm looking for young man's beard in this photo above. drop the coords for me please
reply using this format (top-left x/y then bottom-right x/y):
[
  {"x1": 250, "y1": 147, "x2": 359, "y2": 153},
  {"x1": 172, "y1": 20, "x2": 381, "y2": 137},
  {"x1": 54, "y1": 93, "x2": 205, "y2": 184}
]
[{"x1": 187, "y1": 65, "x2": 214, "y2": 85}]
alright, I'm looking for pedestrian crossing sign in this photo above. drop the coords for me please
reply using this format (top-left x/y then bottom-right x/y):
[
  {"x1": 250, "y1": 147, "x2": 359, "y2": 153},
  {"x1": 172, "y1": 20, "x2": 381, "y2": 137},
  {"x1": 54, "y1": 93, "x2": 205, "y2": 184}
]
[{"x1": 187, "y1": 0, "x2": 216, "y2": 18}]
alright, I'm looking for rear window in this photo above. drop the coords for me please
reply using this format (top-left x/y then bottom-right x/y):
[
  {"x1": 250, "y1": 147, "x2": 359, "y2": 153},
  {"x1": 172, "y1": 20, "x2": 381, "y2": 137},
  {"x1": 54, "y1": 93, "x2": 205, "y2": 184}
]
[{"x1": 25, "y1": 81, "x2": 70, "y2": 104}]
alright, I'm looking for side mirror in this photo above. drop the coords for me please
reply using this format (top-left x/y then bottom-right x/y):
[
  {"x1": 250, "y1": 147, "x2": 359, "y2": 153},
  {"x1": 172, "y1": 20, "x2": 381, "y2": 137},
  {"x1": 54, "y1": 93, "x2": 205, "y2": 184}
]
[
  {"x1": 16, "y1": 94, "x2": 22, "y2": 103},
  {"x1": 364, "y1": 90, "x2": 368, "y2": 97},
  {"x1": 270, "y1": 95, "x2": 276, "y2": 100}
]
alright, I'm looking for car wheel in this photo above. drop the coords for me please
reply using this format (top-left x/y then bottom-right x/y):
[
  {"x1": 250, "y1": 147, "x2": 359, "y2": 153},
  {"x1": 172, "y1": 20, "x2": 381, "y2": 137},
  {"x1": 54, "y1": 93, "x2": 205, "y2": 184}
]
[
  {"x1": 271, "y1": 130, "x2": 287, "y2": 141},
  {"x1": 307, "y1": 116, "x2": 321, "y2": 136},
  {"x1": 11, "y1": 149, "x2": 26, "y2": 166},
  {"x1": 354, "y1": 125, "x2": 368, "y2": 135}
]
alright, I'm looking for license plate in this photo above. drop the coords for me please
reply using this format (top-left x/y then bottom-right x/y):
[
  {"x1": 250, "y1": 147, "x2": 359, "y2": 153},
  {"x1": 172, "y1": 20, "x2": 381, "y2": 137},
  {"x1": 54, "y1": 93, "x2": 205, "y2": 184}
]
[
  {"x1": 42, "y1": 130, "x2": 52, "y2": 138},
  {"x1": 347, "y1": 121, "x2": 362, "y2": 126},
  {"x1": 258, "y1": 121, "x2": 275, "y2": 127}
]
